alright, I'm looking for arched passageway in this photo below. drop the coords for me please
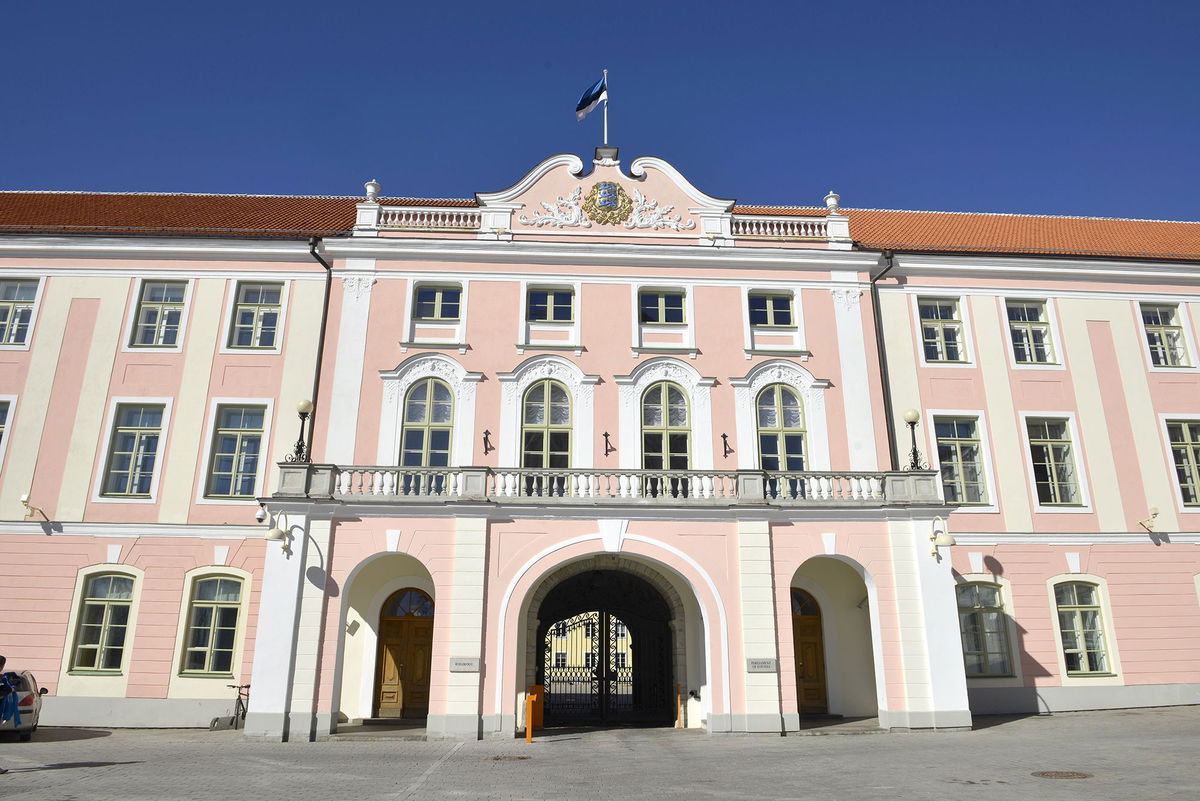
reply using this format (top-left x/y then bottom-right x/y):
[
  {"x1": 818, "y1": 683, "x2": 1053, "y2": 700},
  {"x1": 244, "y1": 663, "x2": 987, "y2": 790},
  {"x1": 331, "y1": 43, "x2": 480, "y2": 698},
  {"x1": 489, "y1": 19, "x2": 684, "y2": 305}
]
[{"x1": 535, "y1": 570, "x2": 674, "y2": 725}]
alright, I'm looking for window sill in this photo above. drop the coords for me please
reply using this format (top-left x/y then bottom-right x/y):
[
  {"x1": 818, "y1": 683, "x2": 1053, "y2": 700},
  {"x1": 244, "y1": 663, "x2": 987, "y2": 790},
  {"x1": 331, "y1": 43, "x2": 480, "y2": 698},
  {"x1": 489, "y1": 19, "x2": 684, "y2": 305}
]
[
  {"x1": 67, "y1": 670, "x2": 123, "y2": 677},
  {"x1": 744, "y1": 348, "x2": 811, "y2": 360},
  {"x1": 399, "y1": 341, "x2": 470, "y2": 355},
  {"x1": 177, "y1": 672, "x2": 235, "y2": 679},
  {"x1": 631, "y1": 345, "x2": 698, "y2": 359},
  {"x1": 1064, "y1": 672, "x2": 1117, "y2": 678},
  {"x1": 515, "y1": 343, "x2": 585, "y2": 356}
]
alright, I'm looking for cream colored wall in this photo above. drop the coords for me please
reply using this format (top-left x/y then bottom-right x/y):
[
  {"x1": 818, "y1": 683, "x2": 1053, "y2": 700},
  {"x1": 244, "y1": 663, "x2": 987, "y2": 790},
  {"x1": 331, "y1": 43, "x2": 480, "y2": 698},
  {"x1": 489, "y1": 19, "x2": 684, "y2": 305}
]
[{"x1": 267, "y1": 279, "x2": 325, "y2": 497}]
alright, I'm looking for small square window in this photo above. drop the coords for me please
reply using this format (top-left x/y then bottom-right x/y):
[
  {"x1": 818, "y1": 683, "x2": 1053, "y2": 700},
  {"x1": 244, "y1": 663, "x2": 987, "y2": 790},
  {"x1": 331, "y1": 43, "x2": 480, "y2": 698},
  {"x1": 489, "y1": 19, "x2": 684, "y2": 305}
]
[
  {"x1": 228, "y1": 283, "x2": 282, "y2": 349},
  {"x1": 748, "y1": 293, "x2": 793, "y2": 327},
  {"x1": 527, "y1": 289, "x2": 573, "y2": 322},
  {"x1": 1141, "y1": 303, "x2": 1190, "y2": 367},
  {"x1": 919, "y1": 298, "x2": 967, "y2": 363},
  {"x1": 639, "y1": 291, "x2": 685, "y2": 324},
  {"x1": 131, "y1": 281, "x2": 187, "y2": 347},
  {"x1": 413, "y1": 286, "x2": 461, "y2": 321},
  {"x1": 0, "y1": 279, "x2": 38, "y2": 345},
  {"x1": 1006, "y1": 300, "x2": 1055, "y2": 364}
]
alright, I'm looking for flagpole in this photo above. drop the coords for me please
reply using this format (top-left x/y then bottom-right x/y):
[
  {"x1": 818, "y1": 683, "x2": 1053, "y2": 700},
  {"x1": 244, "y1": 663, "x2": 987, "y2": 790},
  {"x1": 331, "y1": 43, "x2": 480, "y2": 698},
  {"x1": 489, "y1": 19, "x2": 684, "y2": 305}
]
[{"x1": 602, "y1": 69, "x2": 609, "y2": 146}]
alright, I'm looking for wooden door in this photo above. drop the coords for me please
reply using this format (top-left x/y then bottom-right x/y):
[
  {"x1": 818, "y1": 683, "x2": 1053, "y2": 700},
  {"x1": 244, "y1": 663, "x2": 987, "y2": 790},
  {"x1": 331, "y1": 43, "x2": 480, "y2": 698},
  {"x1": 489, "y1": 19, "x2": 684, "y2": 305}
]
[
  {"x1": 375, "y1": 588, "x2": 435, "y2": 719},
  {"x1": 791, "y1": 589, "x2": 828, "y2": 714}
]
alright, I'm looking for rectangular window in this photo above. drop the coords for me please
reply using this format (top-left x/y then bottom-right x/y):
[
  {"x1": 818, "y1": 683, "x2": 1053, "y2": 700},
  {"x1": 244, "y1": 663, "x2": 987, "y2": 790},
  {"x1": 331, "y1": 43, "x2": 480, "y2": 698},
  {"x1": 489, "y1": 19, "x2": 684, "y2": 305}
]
[
  {"x1": 614, "y1": 652, "x2": 628, "y2": 669},
  {"x1": 1168, "y1": 420, "x2": 1200, "y2": 506},
  {"x1": 584, "y1": 652, "x2": 595, "y2": 669},
  {"x1": 103, "y1": 404, "x2": 165, "y2": 497},
  {"x1": 527, "y1": 289, "x2": 573, "y2": 322},
  {"x1": 205, "y1": 405, "x2": 266, "y2": 499},
  {"x1": 1142, "y1": 303, "x2": 1189, "y2": 367},
  {"x1": 0, "y1": 279, "x2": 38, "y2": 345},
  {"x1": 554, "y1": 651, "x2": 567, "y2": 668},
  {"x1": 919, "y1": 298, "x2": 967, "y2": 362},
  {"x1": 131, "y1": 281, "x2": 187, "y2": 347},
  {"x1": 956, "y1": 583, "x2": 1012, "y2": 676},
  {"x1": 553, "y1": 621, "x2": 567, "y2": 637},
  {"x1": 613, "y1": 621, "x2": 626, "y2": 638},
  {"x1": 935, "y1": 417, "x2": 988, "y2": 504},
  {"x1": 1055, "y1": 583, "x2": 1109, "y2": 674},
  {"x1": 748, "y1": 293, "x2": 793, "y2": 327},
  {"x1": 228, "y1": 282, "x2": 282, "y2": 349},
  {"x1": 1027, "y1": 418, "x2": 1081, "y2": 506},
  {"x1": 639, "y1": 291, "x2": 685, "y2": 324},
  {"x1": 1007, "y1": 300, "x2": 1055, "y2": 364},
  {"x1": 0, "y1": 400, "x2": 8, "y2": 450},
  {"x1": 413, "y1": 286, "x2": 461, "y2": 321},
  {"x1": 72, "y1": 574, "x2": 134, "y2": 671},
  {"x1": 182, "y1": 577, "x2": 242, "y2": 674}
]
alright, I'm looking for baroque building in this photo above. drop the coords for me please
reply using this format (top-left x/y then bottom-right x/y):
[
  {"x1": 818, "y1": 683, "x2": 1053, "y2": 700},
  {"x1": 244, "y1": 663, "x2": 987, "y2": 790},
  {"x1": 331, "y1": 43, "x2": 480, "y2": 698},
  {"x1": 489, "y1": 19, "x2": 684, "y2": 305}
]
[{"x1": 1, "y1": 148, "x2": 1198, "y2": 739}]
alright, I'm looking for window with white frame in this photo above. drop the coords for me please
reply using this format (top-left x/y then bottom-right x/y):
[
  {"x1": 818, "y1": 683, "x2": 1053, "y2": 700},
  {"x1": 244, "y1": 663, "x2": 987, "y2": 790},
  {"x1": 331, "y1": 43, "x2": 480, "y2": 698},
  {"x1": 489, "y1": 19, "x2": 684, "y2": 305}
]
[
  {"x1": 412, "y1": 285, "x2": 461, "y2": 322},
  {"x1": 0, "y1": 279, "x2": 38, "y2": 345},
  {"x1": 180, "y1": 576, "x2": 243, "y2": 674},
  {"x1": 1167, "y1": 420, "x2": 1200, "y2": 506},
  {"x1": 228, "y1": 282, "x2": 282, "y2": 349},
  {"x1": 1006, "y1": 300, "x2": 1055, "y2": 364},
  {"x1": 526, "y1": 288, "x2": 573, "y2": 322},
  {"x1": 918, "y1": 298, "x2": 967, "y2": 363},
  {"x1": 935, "y1": 417, "x2": 989, "y2": 504},
  {"x1": 554, "y1": 651, "x2": 567, "y2": 668},
  {"x1": 1026, "y1": 418, "x2": 1081, "y2": 506},
  {"x1": 1054, "y1": 582, "x2": 1109, "y2": 674},
  {"x1": 748, "y1": 293, "x2": 794, "y2": 327},
  {"x1": 71, "y1": 573, "x2": 134, "y2": 671},
  {"x1": 102, "y1": 404, "x2": 165, "y2": 497},
  {"x1": 131, "y1": 281, "x2": 187, "y2": 347},
  {"x1": 584, "y1": 652, "x2": 595, "y2": 669},
  {"x1": 638, "y1": 290, "x2": 686, "y2": 324},
  {"x1": 614, "y1": 651, "x2": 628, "y2": 669},
  {"x1": 205, "y1": 405, "x2": 266, "y2": 499},
  {"x1": 613, "y1": 621, "x2": 626, "y2": 638},
  {"x1": 0, "y1": 400, "x2": 8, "y2": 450},
  {"x1": 1141, "y1": 303, "x2": 1190, "y2": 367},
  {"x1": 553, "y1": 621, "x2": 567, "y2": 638},
  {"x1": 956, "y1": 583, "x2": 1012, "y2": 676}
]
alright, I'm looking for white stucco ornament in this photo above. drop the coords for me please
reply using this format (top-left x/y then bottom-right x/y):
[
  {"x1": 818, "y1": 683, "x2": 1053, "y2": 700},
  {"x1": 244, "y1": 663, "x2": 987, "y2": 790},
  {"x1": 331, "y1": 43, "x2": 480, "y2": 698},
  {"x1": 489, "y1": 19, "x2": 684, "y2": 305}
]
[
  {"x1": 625, "y1": 189, "x2": 696, "y2": 231},
  {"x1": 517, "y1": 187, "x2": 592, "y2": 228}
]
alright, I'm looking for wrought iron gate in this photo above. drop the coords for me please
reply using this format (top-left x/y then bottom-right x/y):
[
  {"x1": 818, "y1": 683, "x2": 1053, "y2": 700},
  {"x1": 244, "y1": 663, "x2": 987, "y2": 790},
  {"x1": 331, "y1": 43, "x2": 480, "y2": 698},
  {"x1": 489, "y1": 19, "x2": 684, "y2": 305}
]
[{"x1": 542, "y1": 611, "x2": 636, "y2": 722}]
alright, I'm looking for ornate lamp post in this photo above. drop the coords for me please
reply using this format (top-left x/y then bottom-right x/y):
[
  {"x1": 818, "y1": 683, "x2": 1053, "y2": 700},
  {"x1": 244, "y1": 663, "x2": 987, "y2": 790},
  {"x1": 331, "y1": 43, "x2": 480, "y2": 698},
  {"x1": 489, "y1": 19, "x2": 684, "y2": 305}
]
[
  {"x1": 902, "y1": 408, "x2": 926, "y2": 471},
  {"x1": 288, "y1": 399, "x2": 314, "y2": 463}
]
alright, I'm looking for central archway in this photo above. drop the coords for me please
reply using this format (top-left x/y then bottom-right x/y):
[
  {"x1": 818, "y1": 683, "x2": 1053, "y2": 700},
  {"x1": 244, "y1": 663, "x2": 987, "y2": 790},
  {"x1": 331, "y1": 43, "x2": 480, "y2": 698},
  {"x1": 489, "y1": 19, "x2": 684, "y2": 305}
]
[{"x1": 536, "y1": 570, "x2": 673, "y2": 724}]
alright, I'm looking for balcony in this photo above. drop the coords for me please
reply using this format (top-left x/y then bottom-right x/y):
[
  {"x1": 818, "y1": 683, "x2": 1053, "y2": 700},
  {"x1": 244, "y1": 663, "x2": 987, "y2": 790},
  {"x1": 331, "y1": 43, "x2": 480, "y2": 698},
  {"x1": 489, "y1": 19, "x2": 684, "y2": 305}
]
[{"x1": 273, "y1": 464, "x2": 944, "y2": 508}]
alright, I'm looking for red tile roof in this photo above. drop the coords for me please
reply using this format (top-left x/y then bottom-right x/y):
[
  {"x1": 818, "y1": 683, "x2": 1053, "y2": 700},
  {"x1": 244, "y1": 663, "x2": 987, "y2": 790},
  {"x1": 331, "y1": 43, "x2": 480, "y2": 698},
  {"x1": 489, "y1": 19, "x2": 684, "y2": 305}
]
[{"x1": 1, "y1": 191, "x2": 1198, "y2": 261}]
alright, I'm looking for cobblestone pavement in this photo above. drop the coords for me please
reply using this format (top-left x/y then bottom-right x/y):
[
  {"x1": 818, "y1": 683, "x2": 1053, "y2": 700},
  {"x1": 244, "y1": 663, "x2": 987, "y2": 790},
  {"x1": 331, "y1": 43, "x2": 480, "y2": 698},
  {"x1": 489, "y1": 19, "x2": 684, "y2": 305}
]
[{"x1": 2, "y1": 706, "x2": 1198, "y2": 800}]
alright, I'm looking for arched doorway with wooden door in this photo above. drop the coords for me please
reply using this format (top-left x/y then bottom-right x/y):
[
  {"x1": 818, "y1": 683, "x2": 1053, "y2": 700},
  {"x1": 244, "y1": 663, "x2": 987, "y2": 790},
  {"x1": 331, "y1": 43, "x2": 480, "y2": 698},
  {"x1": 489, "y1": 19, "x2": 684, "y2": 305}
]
[
  {"x1": 375, "y1": 588, "x2": 435, "y2": 719},
  {"x1": 791, "y1": 588, "x2": 828, "y2": 714}
]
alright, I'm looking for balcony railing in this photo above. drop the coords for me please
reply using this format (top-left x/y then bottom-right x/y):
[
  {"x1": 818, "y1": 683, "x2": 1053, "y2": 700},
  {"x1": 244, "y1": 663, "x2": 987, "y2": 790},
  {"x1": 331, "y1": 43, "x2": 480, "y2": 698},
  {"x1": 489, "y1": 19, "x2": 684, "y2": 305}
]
[
  {"x1": 730, "y1": 216, "x2": 829, "y2": 241},
  {"x1": 275, "y1": 464, "x2": 942, "y2": 507}
]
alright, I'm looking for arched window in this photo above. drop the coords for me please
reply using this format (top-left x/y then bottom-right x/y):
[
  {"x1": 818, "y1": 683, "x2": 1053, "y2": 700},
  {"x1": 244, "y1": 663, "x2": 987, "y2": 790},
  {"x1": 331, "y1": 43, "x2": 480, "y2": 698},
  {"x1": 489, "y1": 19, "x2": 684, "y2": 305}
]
[
  {"x1": 382, "y1": 588, "x2": 435, "y2": 618},
  {"x1": 1054, "y1": 582, "x2": 1108, "y2": 674},
  {"x1": 401, "y1": 378, "x2": 453, "y2": 467},
  {"x1": 642, "y1": 381, "x2": 690, "y2": 497},
  {"x1": 522, "y1": 379, "x2": 571, "y2": 496},
  {"x1": 72, "y1": 573, "x2": 135, "y2": 671},
  {"x1": 757, "y1": 384, "x2": 805, "y2": 471},
  {"x1": 956, "y1": 582, "x2": 1012, "y2": 676},
  {"x1": 181, "y1": 576, "x2": 244, "y2": 674}
]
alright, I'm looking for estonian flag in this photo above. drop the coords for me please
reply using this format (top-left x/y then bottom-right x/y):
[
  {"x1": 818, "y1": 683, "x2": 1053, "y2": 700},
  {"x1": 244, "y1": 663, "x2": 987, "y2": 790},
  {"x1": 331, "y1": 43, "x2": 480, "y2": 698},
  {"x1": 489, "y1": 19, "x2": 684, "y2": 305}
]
[{"x1": 575, "y1": 75, "x2": 608, "y2": 121}]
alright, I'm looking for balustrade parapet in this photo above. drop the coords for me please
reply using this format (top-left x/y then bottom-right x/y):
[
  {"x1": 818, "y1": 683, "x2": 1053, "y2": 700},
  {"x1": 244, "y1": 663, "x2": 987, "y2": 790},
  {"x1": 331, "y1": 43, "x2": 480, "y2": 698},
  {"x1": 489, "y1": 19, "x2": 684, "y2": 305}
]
[{"x1": 272, "y1": 464, "x2": 946, "y2": 508}]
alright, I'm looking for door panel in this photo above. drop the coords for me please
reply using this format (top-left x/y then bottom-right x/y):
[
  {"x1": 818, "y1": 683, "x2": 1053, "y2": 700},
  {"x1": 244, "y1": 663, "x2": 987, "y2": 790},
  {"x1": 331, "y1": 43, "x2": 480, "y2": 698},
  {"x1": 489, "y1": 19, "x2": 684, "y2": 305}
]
[
  {"x1": 793, "y1": 616, "x2": 828, "y2": 713},
  {"x1": 375, "y1": 619, "x2": 435, "y2": 718},
  {"x1": 377, "y1": 643, "x2": 405, "y2": 717}
]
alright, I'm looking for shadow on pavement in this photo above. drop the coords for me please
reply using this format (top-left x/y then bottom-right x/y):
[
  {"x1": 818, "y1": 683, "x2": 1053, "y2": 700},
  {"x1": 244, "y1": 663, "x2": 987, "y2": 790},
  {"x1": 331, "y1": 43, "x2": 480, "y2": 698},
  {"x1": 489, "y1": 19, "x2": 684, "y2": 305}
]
[
  {"x1": 8, "y1": 760, "x2": 142, "y2": 773},
  {"x1": 970, "y1": 713, "x2": 1043, "y2": 730},
  {"x1": 2, "y1": 728, "x2": 113, "y2": 743}
]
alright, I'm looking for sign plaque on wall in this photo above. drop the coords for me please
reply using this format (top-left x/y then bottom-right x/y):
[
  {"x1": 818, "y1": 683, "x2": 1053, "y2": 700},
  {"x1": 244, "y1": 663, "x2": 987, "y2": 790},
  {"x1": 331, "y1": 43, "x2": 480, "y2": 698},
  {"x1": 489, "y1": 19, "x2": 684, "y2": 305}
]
[
  {"x1": 449, "y1": 657, "x2": 481, "y2": 673},
  {"x1": 746, "y1": 658, "x2": 778, "y2": 673}
]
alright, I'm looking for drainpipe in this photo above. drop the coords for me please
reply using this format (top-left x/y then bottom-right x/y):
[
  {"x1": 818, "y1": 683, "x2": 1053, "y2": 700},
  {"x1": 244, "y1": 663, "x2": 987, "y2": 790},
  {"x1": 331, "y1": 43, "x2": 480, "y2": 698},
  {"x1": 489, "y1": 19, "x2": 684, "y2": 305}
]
[
  {"x1": 869, "y1": 250, "x2": 900, "y2": 471},
  {"x1": 306, "y1": 237, "x2": 334, "y2": 461}
]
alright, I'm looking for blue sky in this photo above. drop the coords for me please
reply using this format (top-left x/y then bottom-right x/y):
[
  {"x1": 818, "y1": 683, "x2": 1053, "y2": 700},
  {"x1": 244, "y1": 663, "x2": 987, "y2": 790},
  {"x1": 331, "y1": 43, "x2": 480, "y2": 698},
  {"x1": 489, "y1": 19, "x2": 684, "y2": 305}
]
[{"x1": 2, "y1": 1, "x2": 1197, "y2": 219}]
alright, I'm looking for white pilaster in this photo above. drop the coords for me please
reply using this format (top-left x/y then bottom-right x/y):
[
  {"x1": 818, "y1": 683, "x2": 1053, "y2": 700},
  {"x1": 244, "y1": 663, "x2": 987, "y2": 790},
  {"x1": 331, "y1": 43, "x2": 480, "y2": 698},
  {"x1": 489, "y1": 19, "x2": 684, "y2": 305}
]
[
  {"x1": 883, "y1": 517, "x2": 972, "y2": 730},
  {"x1": 426, "y1": 516, "x2": 488, "y2": 739},
  {"x1": 324, "y1": 261, "x2": 376, "y2": 463},
  {"x1": 243, "y1": 510, "x2": 314, "y2": 740},
  {"x1": 831, "y1": 284, "x2": 878, "y2": 470},
  {"x1": 286, "y1": 516, "x2": 335, "y2": 741},
  {"x1": 736, "y1": 520, "x2": 783, "y2": 733}
]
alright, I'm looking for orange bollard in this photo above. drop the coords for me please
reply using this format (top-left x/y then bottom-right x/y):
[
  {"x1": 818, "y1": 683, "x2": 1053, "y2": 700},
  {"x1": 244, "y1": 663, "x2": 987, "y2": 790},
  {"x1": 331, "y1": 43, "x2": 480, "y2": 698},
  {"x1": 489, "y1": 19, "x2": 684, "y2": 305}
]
[
  {"x1": 529, "y1": 684, "x2": 544, "y2": 728},
  {"x1": 525, "y1": 692, "x2": 534, "y2": 743},
  {"x1": 676, "y1": 684, "x2": 682, "y2": 728}
]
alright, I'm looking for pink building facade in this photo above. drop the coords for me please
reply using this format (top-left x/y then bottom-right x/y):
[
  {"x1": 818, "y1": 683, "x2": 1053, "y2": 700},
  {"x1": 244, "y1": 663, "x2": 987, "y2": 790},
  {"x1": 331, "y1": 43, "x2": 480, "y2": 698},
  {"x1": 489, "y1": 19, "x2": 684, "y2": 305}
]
[{"x1": 1, "y1": 149, "x2": 1198, "y2": 739}]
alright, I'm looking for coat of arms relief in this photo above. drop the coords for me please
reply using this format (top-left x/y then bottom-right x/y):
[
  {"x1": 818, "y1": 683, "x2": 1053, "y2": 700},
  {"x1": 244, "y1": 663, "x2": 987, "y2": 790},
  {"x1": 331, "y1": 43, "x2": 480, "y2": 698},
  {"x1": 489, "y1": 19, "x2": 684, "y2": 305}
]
[{"x1": 518, "y1": 181, "x2": 696, "y2": 231}]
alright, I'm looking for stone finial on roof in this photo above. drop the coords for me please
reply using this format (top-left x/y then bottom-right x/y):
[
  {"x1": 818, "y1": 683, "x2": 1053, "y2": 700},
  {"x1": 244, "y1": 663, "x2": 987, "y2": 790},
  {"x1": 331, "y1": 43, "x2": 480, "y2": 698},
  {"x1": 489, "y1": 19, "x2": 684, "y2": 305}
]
[
  {"x1": 364, "y1": 179, "x2": 381, "y2": 202},
  {"x1": 824, "y1": 190, "x2": 840, "y2": 212}
]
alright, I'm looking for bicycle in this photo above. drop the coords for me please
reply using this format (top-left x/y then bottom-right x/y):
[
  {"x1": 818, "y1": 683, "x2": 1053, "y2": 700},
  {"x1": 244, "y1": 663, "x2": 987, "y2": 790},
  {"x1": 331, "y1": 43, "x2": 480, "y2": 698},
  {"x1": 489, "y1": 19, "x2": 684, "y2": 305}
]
[{"x1": 210, "y1": 684, "x2": 250, "y2": 731}]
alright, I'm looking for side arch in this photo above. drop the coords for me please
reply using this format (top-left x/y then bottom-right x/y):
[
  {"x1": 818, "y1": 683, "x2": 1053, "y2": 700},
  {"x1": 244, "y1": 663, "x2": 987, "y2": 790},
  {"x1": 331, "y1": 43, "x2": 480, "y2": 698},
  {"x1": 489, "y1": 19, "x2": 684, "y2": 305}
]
[
  {"x1": 730, "y1": 359, "x2": 832, "y2": 470},
  {"x1": 614, "y1": 358, "x2": 717, "y2": 470},
  {"x1": 497, "y1": 354, "x2": 600, "y2": 468},
  {"x1": 377, "y1": 353, "x2": 483, "y2": 466}
]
